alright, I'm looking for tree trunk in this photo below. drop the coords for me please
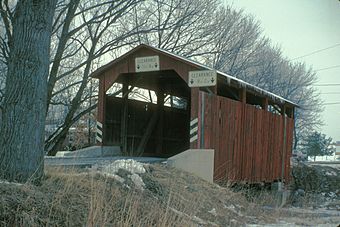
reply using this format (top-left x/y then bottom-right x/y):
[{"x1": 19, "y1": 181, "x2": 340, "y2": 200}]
[
  {"x1": 293, "y1": 124, "x2": 298, "y2": 150},
  {"x1": 0, "y1": 0, "x2": 57, "y2": 183}
]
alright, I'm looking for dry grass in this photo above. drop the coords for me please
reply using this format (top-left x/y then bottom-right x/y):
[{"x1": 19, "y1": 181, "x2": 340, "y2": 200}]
[
  {"x1": 0, "y1": 166, "x2": 199, "y2": 226},
  {"x1": 2, "y1": 164, "x2": 338, "y2": 226},
  {"x1": 1, "y1": 165, "x2": 251, "y2": 226}
]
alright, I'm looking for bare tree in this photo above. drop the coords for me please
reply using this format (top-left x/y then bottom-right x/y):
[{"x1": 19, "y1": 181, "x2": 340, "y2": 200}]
[
  {"x1": 214, "y1": 35, "x2": 323, "y2": 149},
  {"x1": 0, "y1": 0, "x2": 57, "y2": 183},
  {"x1": 0, "y1": 0, "x2": 150, "y2": 156},
  {"x1": 190, "y1": 4, "x2": 323, "y2": 149},
  {"x1": 45, "y1": 0, "x2": 148, "y2": 155},
  {"x1": 0, "y1": 0, "x2": 323, "y2": 158},
  {"x1": 126, "y1": 0, "x2": 220, "y2": 58},
  {"x1": 45, "y1": 0, "x2": 325, "y2": 154},
  {"x1": 207, "y1": 6, "x2": 266, "y2": 77},
  {"x1": 247, "y1": 47, "x2": 323, "y2": 149}
]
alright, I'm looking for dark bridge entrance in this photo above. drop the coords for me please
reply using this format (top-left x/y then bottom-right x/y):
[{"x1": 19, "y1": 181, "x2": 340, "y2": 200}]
[{"x1": 104, "y1": 70, "x2": 191, "y2": 157}]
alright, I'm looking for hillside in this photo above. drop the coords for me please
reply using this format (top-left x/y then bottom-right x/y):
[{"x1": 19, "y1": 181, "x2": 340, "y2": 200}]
[{"x1": 0, "y1": 161, "x2": 339, "y2": 226}]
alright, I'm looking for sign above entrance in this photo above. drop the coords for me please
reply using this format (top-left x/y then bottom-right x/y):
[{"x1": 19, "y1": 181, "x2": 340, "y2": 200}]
[
  {"x1": 135, "y1": 56, "x2": 160, "y2": 72},
  {"x1": 188, "y1": 70, "x2": 217, "y2": 87}
]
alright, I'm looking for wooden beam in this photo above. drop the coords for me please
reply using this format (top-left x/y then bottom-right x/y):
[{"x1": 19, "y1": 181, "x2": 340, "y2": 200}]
[
  {"x1": 190, "y1": 88, "x2": 199, "y2": 149},
  {"x1": 97, "y1": 78, "x2": 106, "y2": 145},
  {"x1": 281, "y1": 105, "x2": 286, "y2": 116},
  {"x1": 291, "y1": 107, "x2": 295, "y2": 118},
  {"x1": 286, "y1": 107, "x2": 293, "y2": 118},
  {"x1": 239, "y1": 87, "x2": 246, "y2": 104},
  {"x1": 156, "y1": 88, "x2": 164, "y2": 154},
  {"x1": 281, "y1": 104, "x2": 287, "y2": 183},
  {"x1": 136, "y1": 111, "x2": 159, "y2": 155},
  {"x1": 170, "y1": 95, "x2": 173, "y2": 107},
  {"x1": 262, "y1": 97, "x2": 268, "y2": 111},
  {"x1": 120, "y1": 78, "x2": 129, "y2": 154}
]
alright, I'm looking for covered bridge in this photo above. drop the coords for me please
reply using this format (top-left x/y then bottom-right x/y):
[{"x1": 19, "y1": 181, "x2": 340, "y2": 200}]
[{"x1": 90, "y1": 44, "x2": 297, "y2": 183}]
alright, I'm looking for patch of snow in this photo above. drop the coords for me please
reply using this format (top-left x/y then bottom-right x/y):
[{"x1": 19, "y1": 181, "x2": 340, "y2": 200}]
[
  {"x1": 247, "y1": 222, "x2": 293, "y2": 227},
  {"x1": 129, "y1": 173, "x2": 145, "y2": 191},
  {"x1": 208, "y1": 208, "x2": 217, "y2": 216},
  {"x1": 169, "y1": 208, "x2": 218, "y2": 226},
  {"x1": 102, "y1": 159, "x2": 146, "y2": 175},
  {"x1": 55, "y1": 151, "x2": 71, "y2": 157},
  {"x1": 107, "y1": 174, "x2": 125, "y2": 183},
  {"x1": 328, "y1": 192, "x2": 336, "y2": 198},
  {"x1": 307, "y1": 155, "x2": 337, "y2": 161},
  {"x1": 192, "y1": 216, "x2": 208, "y2": 225},
  {"x1": 230, "y1": 219, "x2": 239, "y2": 226},
  {"x1": 224, "y1": 204, "x2": 236, "y2": 210},
  {"x1": 99, "y1": 159, "x2": 146, "y2": 190},
  {"x1": 325, "y1": 171, "x2": 337, "y2": 176},
  {"x1": 0, "y1": 180, "x2": 23, "y2": 186}
]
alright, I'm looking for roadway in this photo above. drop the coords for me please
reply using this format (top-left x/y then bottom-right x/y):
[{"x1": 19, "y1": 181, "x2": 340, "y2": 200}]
[{"x1": 45, "y1": 156, "x2": 166, "y2": 168}]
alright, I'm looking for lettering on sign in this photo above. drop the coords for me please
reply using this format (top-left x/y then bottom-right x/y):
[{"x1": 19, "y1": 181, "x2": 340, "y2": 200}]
[
  {"x1": 188, "y1": 70, "x2": 217, "y2": 87},
  {"x1": 135, "y1": 56, "x2": 160, "y2": 72}
]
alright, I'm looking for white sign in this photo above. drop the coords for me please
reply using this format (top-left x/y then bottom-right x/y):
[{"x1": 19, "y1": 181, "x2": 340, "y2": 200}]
[
  {"x1": 188, "y1": 70, "x2": 217, "y2": 87},
  {"x1": 135, "y1": 56, "x2": 160, "y2": 72}
]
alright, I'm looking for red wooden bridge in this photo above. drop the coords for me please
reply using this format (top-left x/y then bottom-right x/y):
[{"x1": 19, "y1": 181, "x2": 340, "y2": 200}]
[{"x1": 90, "y1": 44, "x2": 297, "y2": 184}]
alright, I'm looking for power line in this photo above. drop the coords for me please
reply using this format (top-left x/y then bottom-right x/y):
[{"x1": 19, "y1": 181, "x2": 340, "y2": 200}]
[
  {"x1": 315, "y1": 83, "x2": 340, "y2": 86},
  {"x1": 323, "y1": 102, "x2": 340, "y2": 105},
  {"x1": 287, "y1": 43, "x2": 340, "y2": 73},
  {"x1": 321, "y1": 92, "x2": 340, "y2": 94},
  {"x1": 314, "y1": 64, "x2": 340, "y2": 72},
  {"x1": 291, "y1": 43, "x2": 340, "y2": 61}
]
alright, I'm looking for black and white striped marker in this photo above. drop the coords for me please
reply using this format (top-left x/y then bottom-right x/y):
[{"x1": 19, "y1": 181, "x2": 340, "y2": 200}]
[
  {"x1": 190, "y1": 118, "x2": 198, "y2": 143},
  {"x1": 96, "y1": 121, "x2": 103, "y2": 143}
]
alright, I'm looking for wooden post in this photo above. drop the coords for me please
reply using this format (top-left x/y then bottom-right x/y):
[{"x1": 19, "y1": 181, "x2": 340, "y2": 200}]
[
  {"x1": 262, "y1": 97, "x2": 268, "y2": 111},
  {"x1": 291, "y1": 107, "x2": 295, "y2": 119},
  {"x1": 281, "y1": 105, "x2": 287, "y2": 184},
  {"x1": 97, "y1": 77, "x2": 106, "y2": 146},
  {"x1": 156, "y1": 87, "x2": 164, "y2": 154},
  {"x1": 190, "y1": 88, "x2": 199, "y2": 149},
  {"x1": 286, "y1": 107, "x2": 293, "y2": 118},
  {"x1": 121, "y1": 77, "x2": 129, "y2": 154},
  {"x1": 239, "y1": 88, "x2": 246, "y2": 104},
  {"x1": 200, "y1": 91, "x2": 205, "y2": 149},
  {"x1": 136, "y1": 111, "x2": 159, "y2": 155}
]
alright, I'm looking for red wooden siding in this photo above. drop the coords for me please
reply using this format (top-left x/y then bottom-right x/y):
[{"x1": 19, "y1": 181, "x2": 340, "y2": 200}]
[{"x1": 200, "y1": 91, "x2": 294, "y2": 183}]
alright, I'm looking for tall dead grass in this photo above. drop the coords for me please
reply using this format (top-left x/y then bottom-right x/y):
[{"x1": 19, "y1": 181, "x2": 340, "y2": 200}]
[
  {"x1": 0, "y1": 166, "x2": 198, "y2": 226},
  {"x1": 1, "y1": 164, "x2": 280, "y2": 226}
]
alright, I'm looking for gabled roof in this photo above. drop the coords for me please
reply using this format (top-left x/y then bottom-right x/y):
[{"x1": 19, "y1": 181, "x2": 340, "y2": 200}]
[{"x1": 90, "y1": 44, "x2": 298, "y2": 107}]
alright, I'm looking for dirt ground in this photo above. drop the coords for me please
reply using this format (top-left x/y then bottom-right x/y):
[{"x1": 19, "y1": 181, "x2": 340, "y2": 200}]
[{"x1": 0, "y1": 163, "x2": 339, "y2": 226}]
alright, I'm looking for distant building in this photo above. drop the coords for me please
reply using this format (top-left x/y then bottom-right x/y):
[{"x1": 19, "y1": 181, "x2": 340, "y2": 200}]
[{"x1": 335, "y1": 141, "x2": 340, "y2": 156}]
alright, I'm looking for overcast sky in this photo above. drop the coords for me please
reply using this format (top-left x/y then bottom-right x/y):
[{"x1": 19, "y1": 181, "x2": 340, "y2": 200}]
[{"x1": 226, "y1": 0, "x2": 340, "y2": 141}]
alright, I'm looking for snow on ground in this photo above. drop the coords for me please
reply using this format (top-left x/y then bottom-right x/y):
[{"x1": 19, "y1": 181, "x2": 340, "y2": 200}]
[
  {"x1": 325, "y1": 170, "x2": 337, "y2": 176},
  {"x1": 208, "y1": 208, "x2": 217, "y2": 216},
  {"x1": 99, "y1": 159, "x2": 146, "y2": 190},
  {"x1": 0, "y1": 180, "x2": 23, "y2": 186},
  {"x1": 101, "y1": 159, "x2": 146, "y2": 174},
  {"x1": 307, "y1": 162, "x2": 340, "y2": 170},
  {"x1": 128, "y1": 173, "x2": 145, "y2": 190},
  {"x1": 307, "y1": 155, "x2": 338, "y2": 161}
]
